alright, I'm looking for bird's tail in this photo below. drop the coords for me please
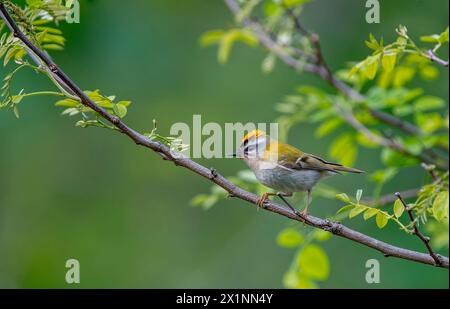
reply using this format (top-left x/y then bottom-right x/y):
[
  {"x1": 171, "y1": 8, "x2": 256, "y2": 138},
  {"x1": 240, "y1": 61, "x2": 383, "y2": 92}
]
[{"x1": 331, "y1": 165, "x2": 365, "y2": 174}]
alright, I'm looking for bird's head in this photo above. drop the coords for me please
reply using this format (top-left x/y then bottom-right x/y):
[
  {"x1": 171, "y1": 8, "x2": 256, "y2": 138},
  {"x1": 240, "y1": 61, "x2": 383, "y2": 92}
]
[{"x1": 234, "y1": 129, "x2": 270, "y2": 160}]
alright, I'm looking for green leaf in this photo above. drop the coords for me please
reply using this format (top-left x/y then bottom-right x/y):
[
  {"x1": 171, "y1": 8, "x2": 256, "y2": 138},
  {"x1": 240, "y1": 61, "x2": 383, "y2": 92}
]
[
  {"x1": 3, "y1": 46, "x2": 21, "y2": 66},
  {"x1": 282, "y1": 0, "x2": 310, "y2": 8},
  {"x1": 351, "y1": 55, "x2": 381, "y2": 79},
  {"x1": 393, "y1": 66, "x2": 415, "y2": 88},
  {"x1": 113, "y1": 103, "x2": 127, "y2": 118},
  {"x1": 264, "y1": 1, "x2": 281, "y2": 17},
  {"x1": 314, "y1": 230, "x2": 332, "y2": 242},
  {"x1": 42, "y1": 44, "x2": 64, "y2": 51},
  {"x1": 364, "y1": 55, "x2": 380, "y2": 80},
  {"x1": 261, "y1": 53, "x2": 276, "y2": 74},
  {"x1": 277, "y1": 228, "x2": 305, "y2": 248},
  {"x1": 26, "y1": 0, "x2": 44, "y2": 8},
  {"x1": 421, "y1": 27, "x2": 449, "y2": 44},
  {"x1": 382, "y1": 52, "x2": 397, "y2": 72},
  {"x1": 217, "y1": 30, "x2": 257, "y2": 64},
  {"x1": 329, "y1": 133, "x2": 357, "y2": 167},
  {"x1": 356, "y1": 132, "x2": 379, "y2": 148},
  {"x1": 413, "y1": 96, "x2": 445, "y2": 112},
  {"x1": 433, "y1": 191, "x2": 449, "y2": 221},
  {"x1": 336, "y1": 193, "x2": 350, "y2": 203},
  {"x1": 349, "y1": 205, "x2": 366, "y2": 218},
  {"x1": 295, "y1": 274, "x2": 319, "y2": 289},
  {"x1": 190, "y1": 193, "x2": 219, "y2": 210},
  {"x1": 117, "y1": 100, "x2": 132, "y2": 107},
  {"x1": 356, "y1": 189, "x2": 363, "y2": 203},
  {"x1": 297, "y1": 244, "x2": 330, "y2": 281},
  {"x1": 370, "y1": 168, "x2": 398, "y2": 185},
  {"x1": 61, "y1": 107, "x2": 80, "y2": 116},
  {"x1": 420, "y1": 34, "x2": 440, "y2": 43},
  {"x1": 393, "y1": 199, "x2": 405, "y2": 218},
  {"x1": 283, "y1": 271, "x2": 318, "y2": 289},
  {"x1": 13, "y1": 105, "x2": 20, "y2": 118},
  {"x1": 376, "y1": 212, "x2": 389, "y2": 228},
  {"x1": 381, "y1": 148, "x2": 419, "y2": 168},
  {"x1": 419, "y1": 65, "x2": 439, "y2": 81},
  {"x1": 365, "y1": 33, "x2": 381, "y2": 51},
  {"x1": 337, "y1": 205, "x2": 354, "y2": 215},
  {"x1": 32, "y1": 19, "x2": 52, "y2": 26},
  {"x1": 315, "y1": 118, "x2": 342, "y2": 138},
  {"x1": 282, "y1": 271, "x2": 300, "y2": 289},
  {"x1": 218, "y1": 36, "x2": 233, "y2": 64},
  {"x1": 234, "y1": 30, "x2": 258, "y2": 47},
  {"x1": 438, "y1": 27, "x2": 449, "y2": 44},
  {"x1": 200, "y1": 30, "x2": 225, "y2": 47},
  {"x1": 415, "y1": 113, "x2": 443, "y2": 133},
  {"x1": 11, "y1": 94, "x2": 24, "y2": 104},
  {"x1": 190, "y1": 194, "x2": 209, "y2": 207},
  {"x1": 55, "y1": 98, "x2": 79, "y2": 107},
  {"x1": 363, "y1": 208, "x2": 379, "y2": 220}
]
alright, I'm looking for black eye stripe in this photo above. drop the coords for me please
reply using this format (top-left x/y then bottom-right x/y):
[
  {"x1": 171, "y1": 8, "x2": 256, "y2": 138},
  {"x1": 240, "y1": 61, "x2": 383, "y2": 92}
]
[{"x1": 243, "y1": 144, "x2": 249, "y2": 153}]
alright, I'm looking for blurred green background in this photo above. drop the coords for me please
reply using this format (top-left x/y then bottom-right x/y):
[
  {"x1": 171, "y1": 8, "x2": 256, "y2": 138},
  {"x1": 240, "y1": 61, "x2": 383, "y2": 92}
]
[{"x1": 0, "y1": 0, "x2": 448, "y2": 288}]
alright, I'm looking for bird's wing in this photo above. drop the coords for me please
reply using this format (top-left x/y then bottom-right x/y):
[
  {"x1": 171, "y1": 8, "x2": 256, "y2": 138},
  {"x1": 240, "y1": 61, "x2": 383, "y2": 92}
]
[
  {"x1": 293, "y1": 153, "x2": 343, "y2": 174},
  {"x1": 296, "y1": 153, "x2": 364, "y2": 174},
  {"x1": 265, "y1": 141, "x2": 364, "y2": 174},
  {"x1": 262, "y1": 141, "x2": 338, "y2": 173}
]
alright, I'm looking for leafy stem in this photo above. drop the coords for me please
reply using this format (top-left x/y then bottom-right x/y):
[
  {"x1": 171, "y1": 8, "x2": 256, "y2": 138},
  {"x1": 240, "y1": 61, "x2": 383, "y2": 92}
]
[{"x1": 396, "y1": 192, "x2": 444, "y2": 266}]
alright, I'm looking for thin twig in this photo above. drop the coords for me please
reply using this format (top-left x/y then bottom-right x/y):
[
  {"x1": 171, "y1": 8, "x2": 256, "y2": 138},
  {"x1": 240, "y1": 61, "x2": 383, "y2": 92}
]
[
  {"x1": 425, "y1": 50, "x2": 449, "y2": 67},
  {"x1": 421, "y1": 163, "x2": 439, "y2": 181},
  {"x1": 333, "y1": 99, "x2": 445, "y2": 169},
  {"x1": 365, "y1": 188, "x2": 420, "y2": 207},
  {"x1": 285, "y1": 7, "x2": 326, "y2": 66},
  {"x1": 1, "y1": 2, "x2": 448, "y2": 269},
  {"x1": 395, "y1": 192, "x2": 443, "y2": 266}
]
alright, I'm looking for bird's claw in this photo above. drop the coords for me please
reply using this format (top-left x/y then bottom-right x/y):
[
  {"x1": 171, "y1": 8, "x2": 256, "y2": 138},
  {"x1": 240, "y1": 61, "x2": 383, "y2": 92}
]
[
  {"x1": 300, "y1": 209, "x2": 309, "y2": 217},
  {"x1": 257, "y1": 193, "x2": 270, "y2": 208}
]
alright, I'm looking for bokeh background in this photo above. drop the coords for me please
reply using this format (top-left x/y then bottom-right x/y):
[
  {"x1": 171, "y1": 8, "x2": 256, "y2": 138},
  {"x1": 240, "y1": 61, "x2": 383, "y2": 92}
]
[{"x1": 0, "y1": 0, "x2": 448, "y2": 288}]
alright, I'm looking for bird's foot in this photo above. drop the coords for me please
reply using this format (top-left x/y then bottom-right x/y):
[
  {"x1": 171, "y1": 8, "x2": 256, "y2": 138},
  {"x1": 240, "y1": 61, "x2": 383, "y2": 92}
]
[
  {"x1": 292, "y1": 209, "x2": 306, "y2": 223},
  {"x1": 275, "y1": 193, "x2": 305, "y2": 222},
  {"x1": 300, "y1": 208, "x2": 309, "y2": 218},
  {"x1": 257, "y1": 192, "x2": 270, "y2": 208}
]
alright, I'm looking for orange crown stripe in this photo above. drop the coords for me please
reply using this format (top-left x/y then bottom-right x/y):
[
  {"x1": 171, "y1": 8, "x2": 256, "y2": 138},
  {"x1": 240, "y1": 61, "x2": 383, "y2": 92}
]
[{"x1": 241, "y1": 130, "x2": 266, "y2": 143}]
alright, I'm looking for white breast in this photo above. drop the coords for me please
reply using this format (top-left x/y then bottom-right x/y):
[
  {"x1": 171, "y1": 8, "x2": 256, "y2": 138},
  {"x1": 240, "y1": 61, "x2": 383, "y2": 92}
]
[{"x1": 254, "y1": 166, "x2": 325, "y2": 193}]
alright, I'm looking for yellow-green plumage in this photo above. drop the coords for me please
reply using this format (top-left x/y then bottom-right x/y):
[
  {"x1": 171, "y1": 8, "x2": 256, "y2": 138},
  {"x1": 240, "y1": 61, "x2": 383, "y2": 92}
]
[{"x1": 263, "y1": 140, "x2": 364, "y2": 174}]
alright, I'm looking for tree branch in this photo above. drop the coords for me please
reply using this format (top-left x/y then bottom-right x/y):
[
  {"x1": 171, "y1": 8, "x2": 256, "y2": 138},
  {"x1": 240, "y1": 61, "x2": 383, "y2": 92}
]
[
  {"x1": 1, "y1": 1, "x2": 448, "y2": 269},
  {"x1": 395, "y1": 192, "x2": 444, "y2": 266},
  {"x1": 224, "y1": 0, "x2": 426, "y2": 139}
]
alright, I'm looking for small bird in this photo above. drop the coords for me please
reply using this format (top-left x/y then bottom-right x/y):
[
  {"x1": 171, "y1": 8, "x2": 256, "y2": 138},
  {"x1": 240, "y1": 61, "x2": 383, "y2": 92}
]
[{"x1": 232, "y1": 130, "x2": 364, "y2": 217}]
